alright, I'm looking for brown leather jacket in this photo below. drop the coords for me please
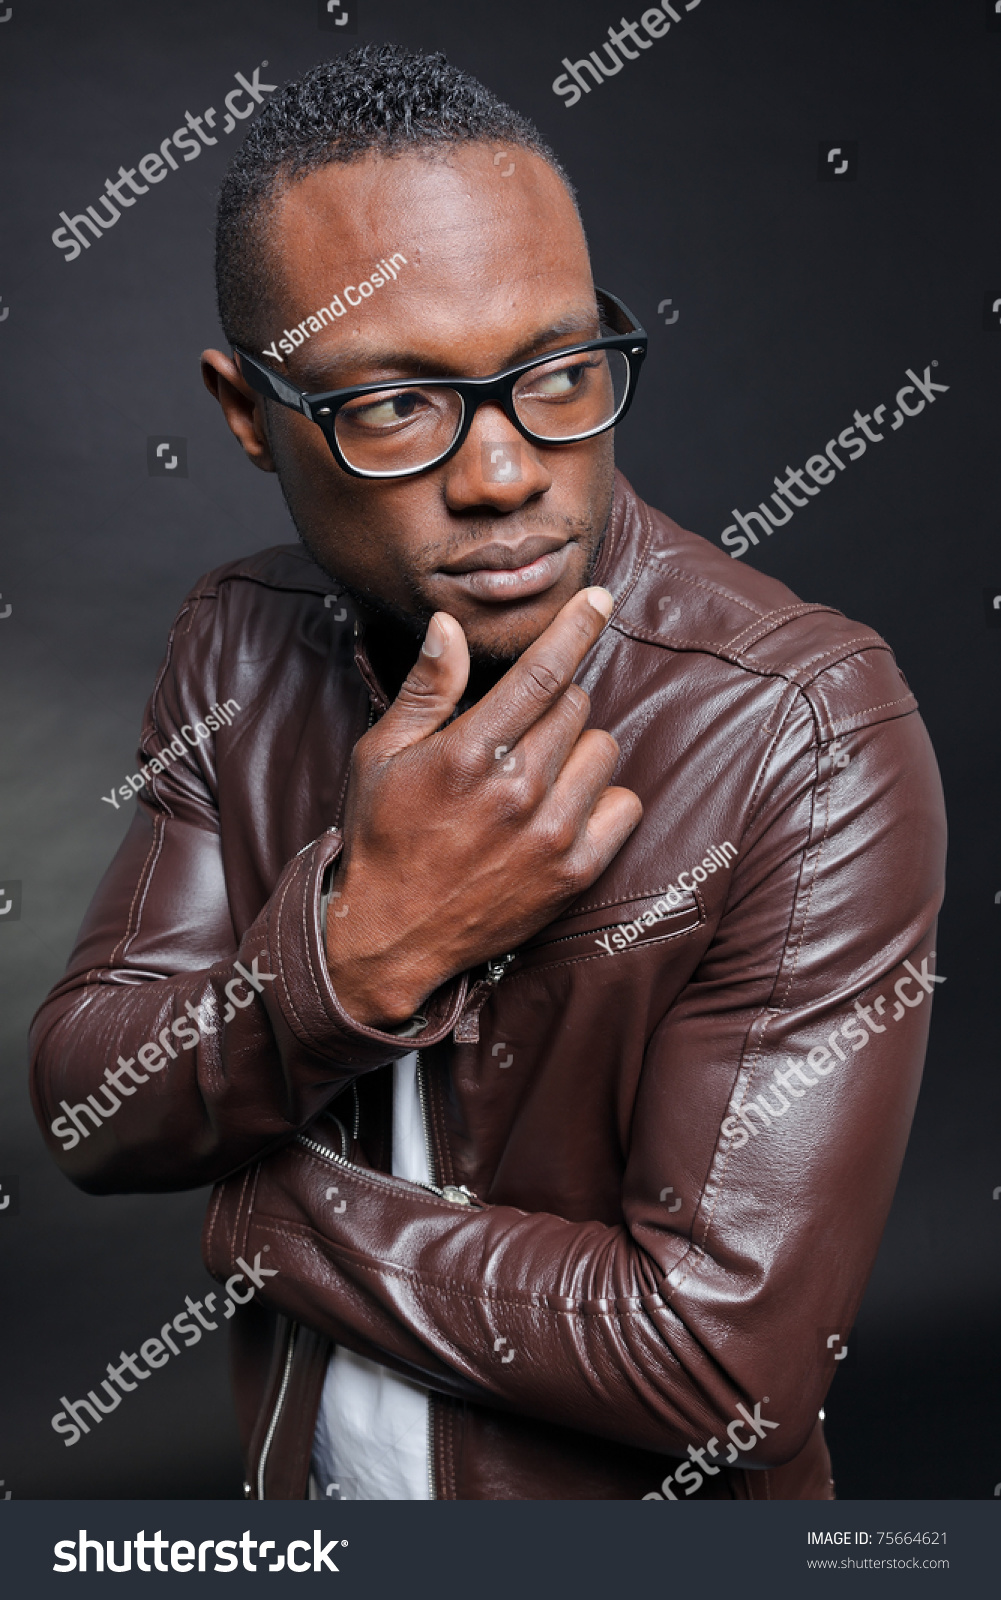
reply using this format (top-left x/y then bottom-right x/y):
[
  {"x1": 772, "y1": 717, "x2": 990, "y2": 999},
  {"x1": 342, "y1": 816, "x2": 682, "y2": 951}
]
[{"x1": 30, "y1": 472, "x2": 946, "y2": 1501}]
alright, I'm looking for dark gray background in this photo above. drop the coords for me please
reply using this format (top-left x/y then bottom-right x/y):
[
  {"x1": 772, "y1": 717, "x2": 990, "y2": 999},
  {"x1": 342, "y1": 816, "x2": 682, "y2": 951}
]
[{"x1": 0, "y1": 0, "x2": 997, "y2": 1500}]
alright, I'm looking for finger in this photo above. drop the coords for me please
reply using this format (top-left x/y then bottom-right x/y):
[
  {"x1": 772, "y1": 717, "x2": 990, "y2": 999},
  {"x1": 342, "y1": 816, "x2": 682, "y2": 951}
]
[
  {"x1": 464, "y1": 586, "x2": 614, "y2": 759},
  {"x1": 543, "y1": 727, "x2": 623, "y2": 820},
  {"x1": 486, "y1": 683, "x2": 591, "y2": 788},
  {"x1": 370, "y1": 613, "x2": 470, "y2": 759},
  {"x1": 580, "y1": 785, "x2": 645, "y2": 867}
]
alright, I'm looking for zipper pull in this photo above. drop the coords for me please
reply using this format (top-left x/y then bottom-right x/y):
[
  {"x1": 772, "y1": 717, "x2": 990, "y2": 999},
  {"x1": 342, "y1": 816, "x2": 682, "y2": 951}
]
[
  {"x1": 453, "y1": 953, "x2": 515, "y2": 1044},
  {"x1": 429, "y1": 1183, "x2": 479, "y2": 1206}
]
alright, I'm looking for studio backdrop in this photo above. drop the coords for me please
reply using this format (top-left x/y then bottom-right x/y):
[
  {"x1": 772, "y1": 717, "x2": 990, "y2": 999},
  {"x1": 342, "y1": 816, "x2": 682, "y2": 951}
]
[{"x1": 0, "y1": 0, "x2": 998, "y2": 1500}]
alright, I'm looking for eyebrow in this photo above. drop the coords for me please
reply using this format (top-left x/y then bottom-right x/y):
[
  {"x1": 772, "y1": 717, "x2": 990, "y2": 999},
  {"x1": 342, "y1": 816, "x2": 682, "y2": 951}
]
[{"x1": 292, "y1": 309, "x2": 601, "y2": 392}]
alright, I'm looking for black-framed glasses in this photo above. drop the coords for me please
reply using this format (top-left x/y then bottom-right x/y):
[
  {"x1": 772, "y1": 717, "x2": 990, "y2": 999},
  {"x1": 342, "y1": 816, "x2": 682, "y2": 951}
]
[{"x1": 233, "y1": 288, "x2": 647, "y2": 480}]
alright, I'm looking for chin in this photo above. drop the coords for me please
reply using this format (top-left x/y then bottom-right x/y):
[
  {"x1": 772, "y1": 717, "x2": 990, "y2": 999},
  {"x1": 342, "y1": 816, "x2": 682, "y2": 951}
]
[{"x1": 462, "y1": 598, "x2": 567, "y2": 663}]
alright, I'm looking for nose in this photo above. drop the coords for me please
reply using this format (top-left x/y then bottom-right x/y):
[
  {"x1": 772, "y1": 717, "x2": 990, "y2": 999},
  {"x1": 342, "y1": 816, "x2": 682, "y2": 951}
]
[{"x1": 443, "y1": 401, "x2": 551, "y2": 511}]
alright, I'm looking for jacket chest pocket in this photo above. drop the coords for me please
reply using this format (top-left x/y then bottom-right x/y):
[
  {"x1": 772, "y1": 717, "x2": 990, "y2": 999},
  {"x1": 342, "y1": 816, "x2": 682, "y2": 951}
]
[{"x1": 507, "y1": 887, "x2": 705, "y2": 975}]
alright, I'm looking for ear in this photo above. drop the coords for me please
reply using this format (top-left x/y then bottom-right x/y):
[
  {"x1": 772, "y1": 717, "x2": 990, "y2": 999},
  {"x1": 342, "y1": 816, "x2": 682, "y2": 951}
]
[{"x1": 200, "y1": 348, "x2": 276, "y2": 472}]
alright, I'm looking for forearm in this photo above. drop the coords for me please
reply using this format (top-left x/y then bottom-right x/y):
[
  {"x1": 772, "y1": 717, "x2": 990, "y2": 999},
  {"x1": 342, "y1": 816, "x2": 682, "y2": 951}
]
[
  {"x1": 31, "y1": 825, "x2": 469, "y2": 1192},
  {"x1": 204, "y1": 1121, "x2": 842, "y2": 1466}
]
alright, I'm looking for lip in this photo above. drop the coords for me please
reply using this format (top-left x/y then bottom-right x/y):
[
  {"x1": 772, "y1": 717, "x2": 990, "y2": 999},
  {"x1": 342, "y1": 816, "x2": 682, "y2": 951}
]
[
  {"x1": 439, "y1": 535, "x2": 568, "y2": 575},
  {"x1": 437, "y1": 542, "x2": 574, "y2": 604}
]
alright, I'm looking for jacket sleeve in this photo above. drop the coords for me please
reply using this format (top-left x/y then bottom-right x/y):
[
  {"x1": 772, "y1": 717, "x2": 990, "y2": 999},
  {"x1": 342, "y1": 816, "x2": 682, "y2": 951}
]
[
  {"x1": 202, "y1": 686, "x2": 947, "y2": 1468},
  {"x1": 29, "y1": 595, "x2": 468, "y2": 1195}
]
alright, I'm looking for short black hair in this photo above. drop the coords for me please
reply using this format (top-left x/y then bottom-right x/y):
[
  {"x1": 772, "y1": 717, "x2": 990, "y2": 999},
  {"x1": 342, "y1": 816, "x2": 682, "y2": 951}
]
[{"x1": 215, "y1": 43, "x2": 578, "y2": 352}]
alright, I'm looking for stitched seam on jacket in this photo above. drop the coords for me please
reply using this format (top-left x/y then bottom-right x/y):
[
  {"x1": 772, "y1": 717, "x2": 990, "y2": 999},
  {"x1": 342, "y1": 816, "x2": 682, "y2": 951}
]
[
  {"x1": 256, "y1": 1218, "x2": 654, "y2": 1314},
  {"x1": 113, "y1": 595, "x2": 211, "y2": 964},
  {"x1": 509, "y1": 918, "x2": 706, "y2": 975},
  {"x1": 553, "y1": 887, "x2": 696, "y2": 917},
  {"x1": 741, "y1": 687, "x2": 811, "y2": 829},
  {"x1": 271, "y1": 861, "x2": 316, "y2": 1043},
  {"x1": 203, "y1": 1183, "x2": 227, "y2": 1267},
  {"x1": 298, "y1": 849, "x2": 333, "y2": 1023},
  {"x1": 793, "y1": 636, "x2": 891, "y2": 681},
  {"x1": 632, "y1": 562, "x2": 762, "y2": 617},
  {"x1": 824, "y1": 694, "x2": 916, "y2": 730},
  {"x1": 608, "y1": 495, "x2": 655, "y2": 619},
  {"x1": 674, "y1": 736, "x2": 829, "y2": 1276},
  {"x1": 239, "y1": 1164, "x2": 261, "y2": 1263},
  {"x1": 142, "y1": 599, "x2": 193, "y2": 821},
  {"x1": 608, "y1": 629, "x2": 887, "y2": 697},
  {"x1": 725, "y1": 603, "x2": 837, "y2": 652},
  {"x1": 185, "y1": 552, "x2": 335, "y2": 603},
  {"x1": 771, "y1": 766, "x2": 829, "y2": 1010},
  {"x1": 111, "y1": 812, "x2": 167, "y2": 967}
]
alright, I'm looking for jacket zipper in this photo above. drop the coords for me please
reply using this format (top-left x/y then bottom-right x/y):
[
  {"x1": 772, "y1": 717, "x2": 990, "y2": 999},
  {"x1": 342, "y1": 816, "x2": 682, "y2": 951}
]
[
  {"x1": 416, "y1": 1050, "x2": 437, "y2": 1502},
  {"x1": 294, "y1": 1129, "x2": 476, "y2": 1206},
  {"x1": 296, "y1": 1065, "x2": 479, "y2": 1504},
  {"x1": 256, "y1": 1320, "x2": 298, "y2": 1501}
]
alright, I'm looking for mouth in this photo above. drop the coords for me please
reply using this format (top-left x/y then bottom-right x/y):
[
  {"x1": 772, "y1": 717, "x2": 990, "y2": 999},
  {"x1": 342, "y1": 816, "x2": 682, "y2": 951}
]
[{"x1": 436, "y1": 536, "x2": 575, "y2": 604}]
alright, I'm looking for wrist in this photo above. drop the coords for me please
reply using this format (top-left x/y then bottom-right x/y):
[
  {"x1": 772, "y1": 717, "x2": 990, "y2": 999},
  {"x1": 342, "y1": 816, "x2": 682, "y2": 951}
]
[{"x1": 324, "y1": 908, "x2": 436, "y2": 1032}]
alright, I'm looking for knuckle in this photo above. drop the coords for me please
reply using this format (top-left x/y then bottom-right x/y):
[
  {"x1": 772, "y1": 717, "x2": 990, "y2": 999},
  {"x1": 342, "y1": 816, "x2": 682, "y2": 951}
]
[
  {"x1": 533, "y1": 808, "x2": 578, "y2": 859},
  {"x1": 563, "y1": 851, "x2": 601, "y2": 896},
  {"x1": 522, "y1": 659, "x2": 564, "y2": 705},
  {"x1": 394, "y1": 668, "x2": 442, "y2": 710},
  {"x1": 493, "y1": 774, "x2": 536, "y2": 822},
  {"x1": 440, "y1": 745, "x2": 480, "y2": 796}
]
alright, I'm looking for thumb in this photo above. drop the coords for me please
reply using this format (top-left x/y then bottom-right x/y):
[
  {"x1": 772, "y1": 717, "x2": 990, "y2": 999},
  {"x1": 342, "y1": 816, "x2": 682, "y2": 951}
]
[{"x1": 374, "y1": 613, "x2": 470, "y2": 757}]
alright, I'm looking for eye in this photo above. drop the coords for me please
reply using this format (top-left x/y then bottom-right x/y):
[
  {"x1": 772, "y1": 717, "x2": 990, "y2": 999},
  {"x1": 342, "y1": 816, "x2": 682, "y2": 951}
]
[
  {"x1": 518, "y1": 356, "x2": 603, "y2": 400},
  {"x1": 338, "y1": 388, "x2": 433, "y2": 430}
]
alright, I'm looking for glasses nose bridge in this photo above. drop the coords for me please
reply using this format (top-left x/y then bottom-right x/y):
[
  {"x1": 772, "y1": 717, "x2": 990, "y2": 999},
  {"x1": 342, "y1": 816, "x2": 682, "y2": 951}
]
[{"x1": 460, "y1": 370, "x2": 524, "y2": 442}]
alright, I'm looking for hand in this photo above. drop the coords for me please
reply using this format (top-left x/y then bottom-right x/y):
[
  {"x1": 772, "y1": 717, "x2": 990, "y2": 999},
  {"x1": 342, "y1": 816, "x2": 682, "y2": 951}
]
[{"x1": 325, "y1": 587, "x2": 643, "y2": 1028}]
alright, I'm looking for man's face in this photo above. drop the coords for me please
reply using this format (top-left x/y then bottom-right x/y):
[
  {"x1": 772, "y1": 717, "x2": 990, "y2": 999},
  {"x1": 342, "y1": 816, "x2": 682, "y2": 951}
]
[{"x1": 206, "y1": 143, "x2": 615, "y2": 662}]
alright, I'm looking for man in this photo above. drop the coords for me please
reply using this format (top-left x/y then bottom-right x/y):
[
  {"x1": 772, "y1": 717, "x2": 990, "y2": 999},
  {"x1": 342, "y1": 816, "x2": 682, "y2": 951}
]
[{"x1": 31, "y1": 45, "x2": 946, "y2": 1502}]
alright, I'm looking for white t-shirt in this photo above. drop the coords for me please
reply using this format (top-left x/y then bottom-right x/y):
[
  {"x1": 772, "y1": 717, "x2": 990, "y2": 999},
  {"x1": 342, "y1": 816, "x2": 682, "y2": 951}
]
[{"x1": 310, "y1": 1052, "x2": 431, "y2": 1501}]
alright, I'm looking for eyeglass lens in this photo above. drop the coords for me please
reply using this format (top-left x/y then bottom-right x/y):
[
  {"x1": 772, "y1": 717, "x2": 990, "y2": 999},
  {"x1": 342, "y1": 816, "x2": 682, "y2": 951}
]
[{"x1": 332, "y1": 348, "x2": 630, "y2": 474}]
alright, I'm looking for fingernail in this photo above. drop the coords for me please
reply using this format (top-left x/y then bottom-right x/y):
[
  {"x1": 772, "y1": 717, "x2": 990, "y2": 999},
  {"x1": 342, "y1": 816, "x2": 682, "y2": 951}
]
[
  {"x1": 421, "y1": 615, "x2": 446, "y2": 658},
  {"x1": 585, "y1": 586, "x2": 614, "y2": 621}
]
